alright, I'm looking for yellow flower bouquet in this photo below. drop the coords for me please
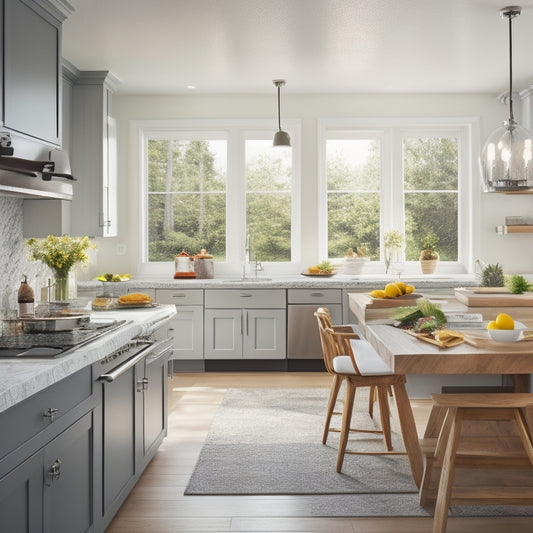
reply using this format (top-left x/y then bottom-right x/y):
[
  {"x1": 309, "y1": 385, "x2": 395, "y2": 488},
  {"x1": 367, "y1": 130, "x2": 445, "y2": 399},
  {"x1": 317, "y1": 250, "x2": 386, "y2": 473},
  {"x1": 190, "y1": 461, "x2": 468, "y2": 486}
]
[{"x1": 26, "y1": 235, "x2": 96, "y2": 300}]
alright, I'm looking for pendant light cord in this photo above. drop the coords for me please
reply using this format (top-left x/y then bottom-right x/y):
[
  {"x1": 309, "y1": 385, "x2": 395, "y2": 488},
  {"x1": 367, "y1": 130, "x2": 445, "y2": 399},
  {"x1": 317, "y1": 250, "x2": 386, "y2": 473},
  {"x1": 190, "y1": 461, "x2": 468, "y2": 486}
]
[{"x1": 277, "y1": 85, "x2": 282, "y2": 131}]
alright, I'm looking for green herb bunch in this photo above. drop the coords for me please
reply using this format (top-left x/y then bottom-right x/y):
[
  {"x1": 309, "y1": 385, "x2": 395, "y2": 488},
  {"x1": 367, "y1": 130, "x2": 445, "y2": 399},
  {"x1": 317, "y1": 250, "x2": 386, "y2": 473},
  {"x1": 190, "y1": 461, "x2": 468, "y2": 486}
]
[
  {"x1": 393, "y1": 298, "x2": 446, "y2": 329},
  {"x1": 505, "y1": 274, "x2": 532, "y2": 295}
]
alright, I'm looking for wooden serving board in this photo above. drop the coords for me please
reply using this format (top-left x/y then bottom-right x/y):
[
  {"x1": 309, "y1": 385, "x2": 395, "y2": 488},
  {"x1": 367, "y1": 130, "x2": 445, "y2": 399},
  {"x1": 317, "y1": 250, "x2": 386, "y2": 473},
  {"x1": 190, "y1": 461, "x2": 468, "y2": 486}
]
[
  {"x1": 366, "y1": 293, "x2": 422, "y2": 309},
  {"x1": 404, "y1": 329, "x2": 464, "y2": 348},
  {"x1": 454, "y1": 288, "x2": 533, "y2": 307}
]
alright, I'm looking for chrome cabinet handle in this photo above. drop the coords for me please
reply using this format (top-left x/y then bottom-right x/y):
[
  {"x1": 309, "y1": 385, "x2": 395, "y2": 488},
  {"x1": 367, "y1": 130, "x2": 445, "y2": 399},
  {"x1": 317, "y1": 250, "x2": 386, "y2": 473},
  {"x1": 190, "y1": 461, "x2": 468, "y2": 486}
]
[
  {"x1": 239, "y1": 293, "x2": 252, "y2": 297},
  {"x1": 137, "y1": 377, "x2": 149, "y2": 392},
  {"x1": 43, "y1": 407, "x2": 59, "y2": 422},
  {"x1": 310, "y1": 292, "x2": 325, "y2": 297},
  {"x1": 47, "y1": 459, "x2": 61, "y2": 485}
]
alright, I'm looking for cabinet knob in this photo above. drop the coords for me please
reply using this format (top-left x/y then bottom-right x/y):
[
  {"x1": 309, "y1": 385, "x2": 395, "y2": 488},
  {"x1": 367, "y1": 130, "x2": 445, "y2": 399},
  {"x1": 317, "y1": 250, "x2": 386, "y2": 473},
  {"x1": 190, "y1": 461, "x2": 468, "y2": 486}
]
[
  {"x1": 47, "y1": 459, "x2": 62, "y2": 485},
  {"x1": 43, "y1": 407, "x2": 59, "y2": 422}
]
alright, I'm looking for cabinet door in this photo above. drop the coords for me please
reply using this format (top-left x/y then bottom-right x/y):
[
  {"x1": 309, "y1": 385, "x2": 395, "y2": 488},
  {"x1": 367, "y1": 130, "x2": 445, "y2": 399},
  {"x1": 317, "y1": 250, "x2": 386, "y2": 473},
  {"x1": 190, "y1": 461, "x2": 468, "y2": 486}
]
[
  {"x1": 139, "y1": 345, "x2": 171, "y2": 471},
  {"x1": 100, "y1": 365, "x2": 138, "y2": 519},
  {"x1": 204, "y1": 309, "x2": 242, "y2": 359},
  {"x1": 0, "y1": 452, "x2": 42, "y2": 533},
  {"x1": 43, "y1": 412, "x2": 93, "y2": 533},
  {"x1": 3, "y1": 0, "x2": 61, "y2": 144},
  {"x1": 167, "y1": 306, "x2": 203, "y2": 359},
  {"x1": 243, "y1": 309, "x2": 286, "y2": 359}
]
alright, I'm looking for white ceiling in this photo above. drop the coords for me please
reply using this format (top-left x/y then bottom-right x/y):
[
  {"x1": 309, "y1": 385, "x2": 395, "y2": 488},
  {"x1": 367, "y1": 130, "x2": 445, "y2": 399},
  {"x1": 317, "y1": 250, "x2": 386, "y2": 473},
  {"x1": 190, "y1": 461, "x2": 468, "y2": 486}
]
[{"x1": 62, "y1": 0, "x2": 533, "y2": 96}]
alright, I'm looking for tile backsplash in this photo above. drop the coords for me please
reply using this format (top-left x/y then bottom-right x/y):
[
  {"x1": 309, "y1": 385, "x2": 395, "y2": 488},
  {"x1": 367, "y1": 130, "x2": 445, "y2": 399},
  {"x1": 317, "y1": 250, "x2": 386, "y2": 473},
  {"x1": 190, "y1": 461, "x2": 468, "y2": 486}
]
[{"x1": 0, "y1": 197, "x2": 49, "y2": 310}]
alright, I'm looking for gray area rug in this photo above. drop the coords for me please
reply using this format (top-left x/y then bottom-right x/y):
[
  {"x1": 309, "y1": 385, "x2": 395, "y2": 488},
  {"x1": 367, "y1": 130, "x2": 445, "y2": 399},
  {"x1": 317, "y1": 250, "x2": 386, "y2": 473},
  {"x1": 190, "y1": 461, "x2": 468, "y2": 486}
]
[
  {"x1": 184, "y1": 387, "x2": 533, "y2": 518},
  {"x1": 185, "y1": 387, "x2": 417, "y2": 495}
]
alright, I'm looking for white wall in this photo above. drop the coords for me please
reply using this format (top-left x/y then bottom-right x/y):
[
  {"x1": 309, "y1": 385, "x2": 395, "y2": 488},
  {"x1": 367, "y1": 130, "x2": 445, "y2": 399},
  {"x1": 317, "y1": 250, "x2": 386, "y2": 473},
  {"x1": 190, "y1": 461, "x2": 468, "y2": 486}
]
[{"x1": 80, "y1": 91, "x2": 533, "y2": 279}]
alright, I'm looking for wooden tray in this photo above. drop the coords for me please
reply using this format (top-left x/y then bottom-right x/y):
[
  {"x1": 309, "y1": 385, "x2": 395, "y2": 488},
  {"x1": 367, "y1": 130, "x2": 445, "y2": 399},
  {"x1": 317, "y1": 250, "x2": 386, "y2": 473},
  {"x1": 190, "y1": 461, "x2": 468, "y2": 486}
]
[
  {"x1": 454, "y1": 288, "x2": 533, "y2": 307},
  {"x1": 366, "y1": 293, "x2": 422, "y2": 309},
  {"x1": 404, "y1": 329, "x2": 464, "y2": 348}
]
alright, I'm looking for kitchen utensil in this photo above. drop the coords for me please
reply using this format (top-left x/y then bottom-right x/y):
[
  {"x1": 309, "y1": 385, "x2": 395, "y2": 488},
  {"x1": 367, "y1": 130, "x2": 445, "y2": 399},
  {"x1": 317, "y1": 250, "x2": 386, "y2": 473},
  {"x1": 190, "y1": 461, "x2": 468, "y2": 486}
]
[{"x1": 20, "y1": 313, "x2": 90, "y2": 333}]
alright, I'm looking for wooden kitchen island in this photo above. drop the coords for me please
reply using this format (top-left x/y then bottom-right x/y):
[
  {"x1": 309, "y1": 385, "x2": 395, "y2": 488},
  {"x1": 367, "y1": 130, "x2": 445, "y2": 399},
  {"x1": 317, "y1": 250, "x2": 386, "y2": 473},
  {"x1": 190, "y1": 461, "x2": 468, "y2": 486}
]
[{"x1": 348, "y1": 291, "x2": 533, "y2": 491}]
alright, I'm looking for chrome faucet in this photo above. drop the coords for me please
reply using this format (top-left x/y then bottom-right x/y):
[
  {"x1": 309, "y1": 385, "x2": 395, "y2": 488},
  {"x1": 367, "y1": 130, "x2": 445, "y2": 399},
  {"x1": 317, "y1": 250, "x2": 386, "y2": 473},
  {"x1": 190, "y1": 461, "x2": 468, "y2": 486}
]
[{"x1": 244, "y1": 233, "x2": 264, "y2": 279}]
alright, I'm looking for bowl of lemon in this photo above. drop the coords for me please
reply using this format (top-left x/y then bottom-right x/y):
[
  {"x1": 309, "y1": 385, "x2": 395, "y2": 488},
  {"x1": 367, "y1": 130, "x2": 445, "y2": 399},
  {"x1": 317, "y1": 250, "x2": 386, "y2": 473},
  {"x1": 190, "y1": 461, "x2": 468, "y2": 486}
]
[{"x1": 486, "y1": 313, "x2": 525, "y2": 342}]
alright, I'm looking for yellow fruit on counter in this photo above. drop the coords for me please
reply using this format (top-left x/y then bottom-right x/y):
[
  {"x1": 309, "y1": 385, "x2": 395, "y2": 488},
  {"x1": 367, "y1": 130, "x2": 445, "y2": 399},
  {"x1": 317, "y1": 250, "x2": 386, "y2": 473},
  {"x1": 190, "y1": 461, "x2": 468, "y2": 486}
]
[
  {"x1": 495, "y1": 313, "x2": 514, "y2": 330},
  {"x1": 395, "y1": 281, "x2": 407, "y2": 294},
  {"x1": 404, "y1": 285, "x2": 415, "y2": 294},
  {"x1": 370, "y1": 289, "x2": 387, "y2": 298},
  {"x1": 487, "y1": 321, "x2": 498, "y2": 330},
  {"x1": 384, "y1": 283, "x2": 402, "y2": 298},
  {"x1": 308, "y1": 265, "x2": 320, "y2": 274}
]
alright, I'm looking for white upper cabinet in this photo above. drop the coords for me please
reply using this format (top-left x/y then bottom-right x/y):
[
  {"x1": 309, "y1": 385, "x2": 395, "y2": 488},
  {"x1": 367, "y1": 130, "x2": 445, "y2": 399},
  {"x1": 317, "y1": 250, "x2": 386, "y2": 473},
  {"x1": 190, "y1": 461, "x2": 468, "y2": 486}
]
[{"x1": 2, "y1": 0, "x2": 72, "y2": 145}]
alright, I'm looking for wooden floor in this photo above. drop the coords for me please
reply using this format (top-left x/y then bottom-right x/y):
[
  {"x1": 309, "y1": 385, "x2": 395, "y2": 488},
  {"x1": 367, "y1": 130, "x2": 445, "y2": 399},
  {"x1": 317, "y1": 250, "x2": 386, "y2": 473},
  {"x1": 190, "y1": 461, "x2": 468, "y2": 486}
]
[{"x1": 105, "y1": 372, "x2": 533, "y2": 533}]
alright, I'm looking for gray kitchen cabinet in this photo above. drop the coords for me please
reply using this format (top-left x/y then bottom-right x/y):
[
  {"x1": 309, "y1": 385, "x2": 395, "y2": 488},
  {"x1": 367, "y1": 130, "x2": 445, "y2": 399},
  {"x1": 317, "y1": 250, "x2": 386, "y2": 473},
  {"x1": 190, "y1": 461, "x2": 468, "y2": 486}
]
[
  {"x1": 204, "y1": 289, "x2": 286, "y2": 359},
  {"x1": 1, "y1": 0, "x2": 70, "y2": 145},
  {"x1": 70, "y1": 70, "x2": 119, "y2": 237},
  {"x1": 155, "y1": 289, "x2": 204, "y2": 360},
  {"x1": 43, "y1": 411, "x2": 93, "y2": 533}
]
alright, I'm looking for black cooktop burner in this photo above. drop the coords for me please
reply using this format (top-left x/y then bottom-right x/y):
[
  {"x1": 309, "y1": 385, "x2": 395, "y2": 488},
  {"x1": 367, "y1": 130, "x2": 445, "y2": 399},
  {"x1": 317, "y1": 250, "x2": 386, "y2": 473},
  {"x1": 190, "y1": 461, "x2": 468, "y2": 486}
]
[{"x1": 0, "y1": 319, "x2": 128, "y2": 358}]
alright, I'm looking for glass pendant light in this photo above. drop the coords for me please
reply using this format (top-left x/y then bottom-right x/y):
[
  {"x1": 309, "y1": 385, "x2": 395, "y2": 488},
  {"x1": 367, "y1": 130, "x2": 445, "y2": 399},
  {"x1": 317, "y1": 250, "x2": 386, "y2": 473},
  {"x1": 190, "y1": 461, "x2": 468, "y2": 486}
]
[
  {"x1": 480, "y1": 6, "x2": 533, "y2": 192},
  {"x1": 273, "y1": 79, "x2": 291, "y2": 147}
]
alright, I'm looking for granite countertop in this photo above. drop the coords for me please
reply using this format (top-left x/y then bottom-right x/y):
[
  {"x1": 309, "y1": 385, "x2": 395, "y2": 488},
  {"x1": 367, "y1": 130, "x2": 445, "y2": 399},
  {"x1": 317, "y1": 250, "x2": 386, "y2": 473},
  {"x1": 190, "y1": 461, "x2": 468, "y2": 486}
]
[
  {"x1": 0, "y1": 304, "x2": 176, "y2": 414},
  {"x1": 78, "y1": 274, "x2": 478, "y2": 293}
]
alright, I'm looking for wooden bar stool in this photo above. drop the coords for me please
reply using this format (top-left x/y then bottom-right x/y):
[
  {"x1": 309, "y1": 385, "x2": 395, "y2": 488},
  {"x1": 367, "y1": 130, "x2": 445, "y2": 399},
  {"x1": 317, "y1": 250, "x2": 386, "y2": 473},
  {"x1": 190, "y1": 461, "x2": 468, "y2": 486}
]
[{"x1": 419, "y1": 393, "x2": 533, "y2": 533}]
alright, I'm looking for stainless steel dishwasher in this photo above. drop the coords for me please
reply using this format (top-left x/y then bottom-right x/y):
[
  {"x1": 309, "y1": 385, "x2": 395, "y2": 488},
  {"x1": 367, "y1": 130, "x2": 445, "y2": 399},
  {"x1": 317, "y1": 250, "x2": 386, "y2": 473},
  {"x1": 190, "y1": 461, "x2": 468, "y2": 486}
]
[{"x1": 287, "y1": 288, "x2": 342, "y2": 359}]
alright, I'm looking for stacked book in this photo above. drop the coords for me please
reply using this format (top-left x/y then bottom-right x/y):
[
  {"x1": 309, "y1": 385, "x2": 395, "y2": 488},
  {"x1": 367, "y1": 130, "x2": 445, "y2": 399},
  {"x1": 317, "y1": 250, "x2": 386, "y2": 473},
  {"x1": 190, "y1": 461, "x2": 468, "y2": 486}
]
[{"x1": 445, "y1": 312, "x2": 484, "y2": 329}]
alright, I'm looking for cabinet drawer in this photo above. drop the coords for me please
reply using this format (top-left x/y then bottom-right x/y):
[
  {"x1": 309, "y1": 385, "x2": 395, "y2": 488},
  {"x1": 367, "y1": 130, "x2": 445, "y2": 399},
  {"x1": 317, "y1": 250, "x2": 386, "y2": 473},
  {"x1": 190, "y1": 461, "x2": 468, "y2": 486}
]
[
  {"x1": 287, "y1": 289, "x2": 342, "y2": 304},
  {"x1": 155, "y1": 289, "x2": 203, "y2": 305},
  {"x1": 205, "y1": 289, "x2": 285, "y2": 309},
  {"x1": 0, "y1": 366, "x2": 92, "y2": 461}
]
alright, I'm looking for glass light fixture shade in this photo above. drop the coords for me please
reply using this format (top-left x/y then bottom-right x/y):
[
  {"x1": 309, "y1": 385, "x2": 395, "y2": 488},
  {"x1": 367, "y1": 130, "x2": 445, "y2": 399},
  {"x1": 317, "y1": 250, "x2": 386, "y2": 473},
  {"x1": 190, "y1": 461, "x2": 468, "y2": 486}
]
[
  {"x1": 273, "y1": 129, "x2": 291, "y2": 147},
  {"x1": 480, "y1": 119, "x2": 533, "y2": 192}
]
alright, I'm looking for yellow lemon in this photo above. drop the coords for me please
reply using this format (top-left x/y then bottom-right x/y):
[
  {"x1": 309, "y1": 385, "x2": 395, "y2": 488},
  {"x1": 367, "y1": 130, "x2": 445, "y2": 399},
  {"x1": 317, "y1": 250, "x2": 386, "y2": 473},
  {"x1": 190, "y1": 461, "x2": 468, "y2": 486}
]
[
  {"x1": 308, "y1": 265, "x2": 320, "y2": 274},
  {"x1": 370, "y1": 289, "x2": 387, "y2": 299},
  {"x1": 404, "y1": 285, "x2": 415, "y2": 294},
  {"x1": 487, "y1": 321, "x2": 498, "y2": 330},
  {"x1": 395, "y1": 281, "x2": 407, "y2": 294},
  {"x1": 384, "y1": 283, "x2": 402, "y2": 298},
  {"x1": 495, "y1": 313, "x2": 514, "y2": 330}
]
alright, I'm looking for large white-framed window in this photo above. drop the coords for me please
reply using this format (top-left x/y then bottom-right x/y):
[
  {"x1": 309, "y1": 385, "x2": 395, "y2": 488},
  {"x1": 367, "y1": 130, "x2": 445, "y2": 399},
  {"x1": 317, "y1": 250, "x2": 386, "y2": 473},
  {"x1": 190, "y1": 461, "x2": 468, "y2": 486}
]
[
  {"x1": 135, "y1": 119, "x2": 301, "y2": 277},
  {"x1": 318, "y1": 118, "x2": 478, "y2": 274}
]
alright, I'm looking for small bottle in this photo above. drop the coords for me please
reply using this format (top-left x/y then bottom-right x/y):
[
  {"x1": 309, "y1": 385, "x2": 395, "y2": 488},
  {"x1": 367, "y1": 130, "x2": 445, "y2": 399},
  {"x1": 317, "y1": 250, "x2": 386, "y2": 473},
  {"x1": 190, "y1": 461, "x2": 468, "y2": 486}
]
[{"x1": 18, "y1": 275, "x2": 35, "y2": 317}]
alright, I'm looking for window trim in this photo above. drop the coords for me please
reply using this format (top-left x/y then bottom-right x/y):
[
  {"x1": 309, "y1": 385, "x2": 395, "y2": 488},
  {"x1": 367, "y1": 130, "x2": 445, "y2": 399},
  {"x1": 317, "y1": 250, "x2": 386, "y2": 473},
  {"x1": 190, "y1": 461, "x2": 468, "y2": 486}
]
[
  {"x1": 318, "y1": 117, "x2": 480, "y2": 275},
  {"x1": 133, "y1": 119, "x2": 302, "y2": 277}
]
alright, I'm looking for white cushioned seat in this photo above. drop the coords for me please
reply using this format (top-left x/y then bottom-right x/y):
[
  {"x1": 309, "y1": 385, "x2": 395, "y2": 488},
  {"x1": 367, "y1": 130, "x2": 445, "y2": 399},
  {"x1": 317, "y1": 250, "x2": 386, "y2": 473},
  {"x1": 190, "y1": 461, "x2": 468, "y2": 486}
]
[{"x1": 333, "y1": 339, "x2": 393, "y2": 376}]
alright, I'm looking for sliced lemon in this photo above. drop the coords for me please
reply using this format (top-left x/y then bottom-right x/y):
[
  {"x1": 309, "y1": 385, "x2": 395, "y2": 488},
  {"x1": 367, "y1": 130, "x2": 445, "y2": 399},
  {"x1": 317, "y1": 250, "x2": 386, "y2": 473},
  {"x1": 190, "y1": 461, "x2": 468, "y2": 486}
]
[
  {"x1": 404, "y1": 285, "x2": 415, "y2": 294},
  {"x1": 370, "y1": 289, "x2": 387, "y2": 299},
  {"x1": 384, "y1": 283, "x2": 402, "y2": 298},
  {"x1": 395, "y1": 281, "x2": 407, "y2": 294}
]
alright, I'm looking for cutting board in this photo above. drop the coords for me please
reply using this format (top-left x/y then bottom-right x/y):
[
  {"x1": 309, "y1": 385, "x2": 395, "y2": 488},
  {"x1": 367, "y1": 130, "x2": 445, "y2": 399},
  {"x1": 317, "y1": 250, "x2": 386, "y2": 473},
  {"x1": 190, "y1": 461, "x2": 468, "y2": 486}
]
[
  {"x1": 365, "y1": 293, "x2": 422, "y2": 309},
  {"x1": 454, "y1": 287, "x2": 533, "y2": 307}
]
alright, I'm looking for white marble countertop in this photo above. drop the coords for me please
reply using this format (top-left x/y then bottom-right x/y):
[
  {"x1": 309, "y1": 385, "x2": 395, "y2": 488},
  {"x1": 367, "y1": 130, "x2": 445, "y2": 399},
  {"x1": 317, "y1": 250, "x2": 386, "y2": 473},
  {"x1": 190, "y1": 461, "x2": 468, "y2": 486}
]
[
  {"x1": 78, "y1": 274, "x2": 477, "y2": 294},
  {"x1": 0, "y1": 304, "x2": 176, "y2": 414}
]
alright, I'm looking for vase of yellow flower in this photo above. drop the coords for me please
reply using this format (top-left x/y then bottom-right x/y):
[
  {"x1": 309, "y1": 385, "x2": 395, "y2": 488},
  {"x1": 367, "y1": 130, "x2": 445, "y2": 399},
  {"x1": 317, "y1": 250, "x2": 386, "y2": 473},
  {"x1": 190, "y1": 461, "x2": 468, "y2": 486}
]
[{"x1": 26, "y1": 235, "x2": 95, "y2": 301}]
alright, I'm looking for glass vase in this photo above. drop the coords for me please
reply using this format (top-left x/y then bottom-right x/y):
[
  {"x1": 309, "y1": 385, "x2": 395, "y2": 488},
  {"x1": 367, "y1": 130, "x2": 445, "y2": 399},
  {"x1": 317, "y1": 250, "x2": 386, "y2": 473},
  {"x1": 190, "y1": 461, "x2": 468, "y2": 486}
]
[{"x1": 54, "y1": 274, "x2": 69, "y2": 302}]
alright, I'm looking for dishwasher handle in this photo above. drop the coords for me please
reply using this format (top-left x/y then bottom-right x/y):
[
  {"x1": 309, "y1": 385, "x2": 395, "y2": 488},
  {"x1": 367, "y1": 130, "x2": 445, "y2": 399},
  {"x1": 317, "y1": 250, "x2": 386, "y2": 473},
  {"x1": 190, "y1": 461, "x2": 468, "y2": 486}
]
[{"x1": 98, "y1": 343, "x2": 152, "y2": 382}]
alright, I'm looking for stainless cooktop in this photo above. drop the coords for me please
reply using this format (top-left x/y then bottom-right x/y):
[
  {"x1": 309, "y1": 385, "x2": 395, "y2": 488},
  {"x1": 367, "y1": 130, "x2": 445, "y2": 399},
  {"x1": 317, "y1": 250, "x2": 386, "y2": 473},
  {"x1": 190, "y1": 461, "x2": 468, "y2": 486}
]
[{"x1": 0, "y1": 319, "x2": 128, "y2": 358}]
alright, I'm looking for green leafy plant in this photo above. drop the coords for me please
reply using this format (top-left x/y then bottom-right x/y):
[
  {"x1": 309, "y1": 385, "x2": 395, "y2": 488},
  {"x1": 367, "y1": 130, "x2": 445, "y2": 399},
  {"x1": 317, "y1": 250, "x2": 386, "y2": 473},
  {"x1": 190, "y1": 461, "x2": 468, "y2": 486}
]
[
  {"x1": 419, "y1": 233, "x2": 439, "y2": 261},
  {"x1": 317, "y1": 260, "x2": 334, "y2": 274},
  {"x1": 505, "y1": 274, "x2": 532, "y2": 294}
]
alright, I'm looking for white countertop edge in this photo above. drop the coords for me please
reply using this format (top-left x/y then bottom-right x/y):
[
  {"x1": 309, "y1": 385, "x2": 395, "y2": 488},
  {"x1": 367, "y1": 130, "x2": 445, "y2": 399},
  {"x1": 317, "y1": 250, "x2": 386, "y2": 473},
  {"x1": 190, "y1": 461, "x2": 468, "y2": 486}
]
[{"x1": 0, "y1": 304, "x2": 176, "y2": 414}]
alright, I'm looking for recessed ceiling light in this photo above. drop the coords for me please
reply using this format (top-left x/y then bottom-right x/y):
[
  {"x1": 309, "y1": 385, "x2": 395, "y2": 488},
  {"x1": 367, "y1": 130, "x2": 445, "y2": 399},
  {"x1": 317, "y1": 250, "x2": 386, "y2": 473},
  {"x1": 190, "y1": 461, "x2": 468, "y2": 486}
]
[{"x1": 187, "y1": 85, "x2": 196, "y2": 90}]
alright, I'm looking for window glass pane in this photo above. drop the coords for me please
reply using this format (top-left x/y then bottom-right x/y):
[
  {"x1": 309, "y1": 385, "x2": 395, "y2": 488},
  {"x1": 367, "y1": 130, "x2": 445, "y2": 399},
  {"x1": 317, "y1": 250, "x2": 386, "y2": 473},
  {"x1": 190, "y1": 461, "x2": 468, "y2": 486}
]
[
  {"x1": 403, "y1": 137, "x2": 459, "y2": 261},
  {"x1": 147, "y1": 139, "x2": 227, "y2": 261},
  {"x1": 326, "y1": 139, "x2": 381, "y2": 258},
  {"x1": 245, "y1": 141, "x2": 292, "y2": 262}
]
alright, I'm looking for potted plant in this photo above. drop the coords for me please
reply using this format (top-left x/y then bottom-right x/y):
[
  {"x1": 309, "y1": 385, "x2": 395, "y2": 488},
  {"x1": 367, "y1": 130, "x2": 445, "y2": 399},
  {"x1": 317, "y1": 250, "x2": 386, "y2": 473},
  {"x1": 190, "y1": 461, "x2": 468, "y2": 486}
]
[
  {"x1": 419, "y1": 233, "x2": 439, "y2": 274},
  {"x1": 343, "y1": 244, "x2": 370, "y2": 275},
  {"x1": 384, "y1": 230, "x2": 404, "y2": 274}
]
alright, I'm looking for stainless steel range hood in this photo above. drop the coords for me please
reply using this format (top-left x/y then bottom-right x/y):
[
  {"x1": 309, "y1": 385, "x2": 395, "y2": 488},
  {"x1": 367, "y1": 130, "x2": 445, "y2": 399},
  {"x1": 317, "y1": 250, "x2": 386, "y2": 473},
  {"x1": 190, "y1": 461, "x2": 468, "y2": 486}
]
[{"x1": 0, "y1": 137, "x2": 74, "y2": 200}]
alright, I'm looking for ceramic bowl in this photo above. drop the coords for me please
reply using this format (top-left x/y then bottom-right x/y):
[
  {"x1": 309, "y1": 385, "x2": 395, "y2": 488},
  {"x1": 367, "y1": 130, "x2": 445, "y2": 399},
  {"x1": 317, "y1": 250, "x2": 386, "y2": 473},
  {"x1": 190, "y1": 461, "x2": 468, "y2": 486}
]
[{"x1": 487, "y1": 323, "x2": 525, "y2": 343}]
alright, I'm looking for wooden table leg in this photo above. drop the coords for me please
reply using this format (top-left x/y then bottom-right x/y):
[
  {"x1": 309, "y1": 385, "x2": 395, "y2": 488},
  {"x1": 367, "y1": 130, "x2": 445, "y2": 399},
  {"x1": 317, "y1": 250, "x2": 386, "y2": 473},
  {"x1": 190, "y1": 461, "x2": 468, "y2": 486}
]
[{"x1": 393, "y1": 382, "x2": 424, "y2": 488}]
